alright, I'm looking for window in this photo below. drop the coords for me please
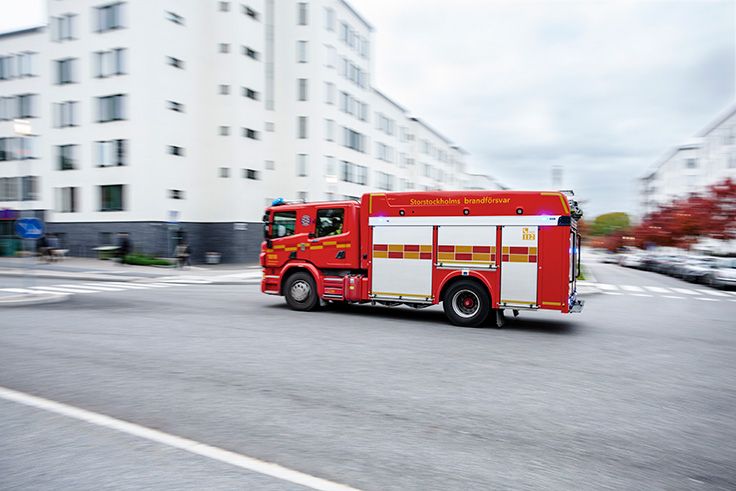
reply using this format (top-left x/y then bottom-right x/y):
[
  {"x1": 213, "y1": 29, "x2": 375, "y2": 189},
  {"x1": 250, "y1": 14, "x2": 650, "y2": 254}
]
[
  {"x1": 51, "y1": 14, "x2": 76, "y2": 41},
  {"x1": 376, "y1": 171, "x2": 394, "y2": 191},
  {"x1": 243, "y1": 168, "x2": 259, "y2": 180},
  {"x1": 57, "y1": 187, "x2": 78, "y2": 212},
  {"x1": 376, "y1": 142, "x2": 394, "y2": 163},
  {"x1": 316, "y1": 208, "x2": 344, "y2": 237},
  {"x1": 242, "y1": 87, "x2": 259, "y2": 100},
  {"x1": 325, "y1": 155, "x2": 336, "y2": 177},
  {"x1": 324, "y1": 7, "x2": 335, "y2": 31},
  {"x1": 219, "y1": 43, "x2": 230, "y2": 53},
  {"x1": 219, "y1": 1, "x2": 230, "y2": 12},
  {"x1": 19, "y1": 176, "x2": 38, "y2": 201},
  {"x1": 324, "y1": 82, "x2": 335, "y2": 104},
  {"x1": 265, "y1": 122, "x2": 275, "y2": 132},
  {"x1": 93, "y1": 48, "x2": 125, "y2": 77},
  {"x1": 243, "y1": 46, "x2": 259, "y2": 60},
  {"x1": 325, "y1": 119, "x2": 335, "y2": 142},
  {"x1": 342, "y1": 127, "x2": 365, "y2": 153},
  {"x1": 297, "y1": 78, "x2": 308, "y2": 101},
  {"x1": 325, "y1": 45, "x2": 336, "y2": 68},
  {"x1": 297, "y1": 41, "x2": 308, "y2": 62},
  {"x1": 219, "y1": 125, "x2": 230, "y2": 136},
  {"x1": 219, "y1": 84, "x2": 230, "y2": 95},
  {"x1": 243, "y1": 127, "x2": 259, "y2": 139},
  {"x1": 340, "y1": 161, "x2": 367, "y2": 185},
  {"x1": 0, "y1": 177, "x2": 20, "y2": 201},
  {"x1": 96, "y1": 139, "x2": 127, "y2": 167},
  {"x1": 340, "y1": 22, "x2": 349, "y2": 42},
  {"x1": 97, "y1": 94, "x2": 125, "y2": 122},
  {"x1": 55, "y1": 58, "x2": 76, "y2": 84},
  {"x1": 169, "y1": 189, "x2": 184, "y2": 199},
  {"x1": 297, "y1": 154, "x2": 308, "y2": 176},
  {"x1": 17, "y1": 52, "x2": 37, "y2": 77},
  {"x1": 243, "y1": 5, "x2": 259, "y2": 19},
  {"x1": 0, "y1": 56, "x2": 13, "y2": 80},
  {"x1": 297, "y1": 191, "x2": 308, "y2": 202},
  {"x1": 166, "y1": 11, "x2": 184, "y2": 25},
  {"x1": 57, "y1": 144, "x2": 77, "y2": 170},
  {"x1": 95, "y1": 3, "x2": 125, "y2": 32},
  {"x1": 167, "y1": 56, "x2": 184, "y2": 69},
  {"x1": 685, "y1": 158, "x2": 697, "y2": 169},
  {"x1": 297, "y1": 2, "x2": 308, "y2": 25},
  {"x1": 168, "y1": 145, "x2": 184, "y2": 156},
  {"x1": 377, "y1": 113, "x2": 395, "y2": 135},
  {"x1": 265, "y1": 160, "x2": 275, "y2": 170},
  {"x1": 297, "y1": 116, "x2": 308, "y2": 138},
  {"x1": 272, "y1": 211, "x2": 296, "y2": 238},
  {"x1": 17, "y1": 94, "x2": 38, "y2": 118},
  {"x1": 167, "y1": 100, "x2": 184, "y2": 112},
  {"x1": 219, "y1": 167, "x2": 230, "y2": 178},
  {"x1": 100, "y1": 185, "x2": 124, "y2": 211},
  {"x1": 53, "y1": 101, "x2": 78, "y2": 127}
]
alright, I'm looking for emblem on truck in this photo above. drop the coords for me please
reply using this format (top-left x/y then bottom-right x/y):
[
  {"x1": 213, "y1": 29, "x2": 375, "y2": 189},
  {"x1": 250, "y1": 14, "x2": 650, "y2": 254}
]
[{"x1": 301, "y1": 215, "x2": 311, "y2": 226}]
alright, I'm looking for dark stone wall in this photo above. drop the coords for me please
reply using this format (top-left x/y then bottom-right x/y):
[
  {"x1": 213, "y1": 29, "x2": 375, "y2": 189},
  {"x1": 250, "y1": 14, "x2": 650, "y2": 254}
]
[{"x1": 45, "y1": 221, "x2": 262, "y2": 264}]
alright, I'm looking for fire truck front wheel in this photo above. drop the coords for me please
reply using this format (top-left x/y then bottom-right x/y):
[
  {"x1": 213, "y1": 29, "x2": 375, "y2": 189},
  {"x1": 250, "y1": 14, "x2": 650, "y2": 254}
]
[
  {"x1": 284, "y1": 271, "x2": 319, "y2": 311},
  {"x1": 442, "y1": 280, "x2": 491, "y2": 327}
]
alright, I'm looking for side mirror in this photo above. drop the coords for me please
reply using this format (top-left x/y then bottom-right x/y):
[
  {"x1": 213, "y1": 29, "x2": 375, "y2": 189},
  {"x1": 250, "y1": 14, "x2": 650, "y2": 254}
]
[{"x1": 308, "y1": 232, "x2": 315, "y2": 239}]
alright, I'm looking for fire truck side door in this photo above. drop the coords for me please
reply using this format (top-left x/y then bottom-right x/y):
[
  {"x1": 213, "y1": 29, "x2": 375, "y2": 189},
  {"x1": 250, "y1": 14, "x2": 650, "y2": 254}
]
[
  {"x1": 500, "y1": 226, "x2": 539, "y2": 307},
  {"x1": 371, "y1": 225, "x2": 433, "y2": 302}
]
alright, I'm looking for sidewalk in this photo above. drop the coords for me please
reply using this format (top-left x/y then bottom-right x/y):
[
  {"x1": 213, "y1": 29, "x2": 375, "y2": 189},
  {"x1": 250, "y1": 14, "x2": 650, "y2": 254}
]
[{"x1": 0, "y1": 257, "x2": 261, "y2": 284}]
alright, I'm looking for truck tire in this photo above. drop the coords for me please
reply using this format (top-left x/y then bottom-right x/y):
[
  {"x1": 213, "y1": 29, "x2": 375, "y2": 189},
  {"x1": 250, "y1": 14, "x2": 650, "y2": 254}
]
[
  {"x1": 442, "y1": 280, "x2": 491, "y2": 327},
  {"x1": 284, "y1": 271, "x2": 319, "y2": 311}
]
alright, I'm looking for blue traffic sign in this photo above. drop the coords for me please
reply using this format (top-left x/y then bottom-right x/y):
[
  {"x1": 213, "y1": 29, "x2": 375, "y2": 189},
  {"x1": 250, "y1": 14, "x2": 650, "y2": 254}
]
[{"x1": 15, "y1": 217, "x2": 45, "y2": 239}]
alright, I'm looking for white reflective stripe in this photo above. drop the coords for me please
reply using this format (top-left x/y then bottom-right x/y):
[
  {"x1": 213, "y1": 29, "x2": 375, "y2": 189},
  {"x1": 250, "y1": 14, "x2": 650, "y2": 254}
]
[
  {"x1": 697, "y1": 289, "x2": 730, "y2": 297},
  {"x1": 369, "y1": 215, "x2": 561, "y2": 227},
  {"x1": 644, "y1": 286, "x2": 670, "y2": 293},
  {"x1": 672, "y1": 288, "x2": 698, "y2": 295},
  {"x1": 621, "y1": 285, "x2": 643, "y2": 292},
  {"x1": 30, "y1": 286, "x2": 99, "y2": 294}
]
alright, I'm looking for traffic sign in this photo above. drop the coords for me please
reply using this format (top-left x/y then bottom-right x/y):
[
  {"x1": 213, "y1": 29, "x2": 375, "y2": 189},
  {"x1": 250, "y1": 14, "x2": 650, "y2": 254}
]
[{"x1": 15, "y1": 217, "x2": 45, "y2": 239}]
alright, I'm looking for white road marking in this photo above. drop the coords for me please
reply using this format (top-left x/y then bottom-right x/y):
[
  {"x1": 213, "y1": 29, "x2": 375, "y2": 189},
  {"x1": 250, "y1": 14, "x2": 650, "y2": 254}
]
[
  {"x1": 596, "y1": 284, "x2": 619, "y2": 291},
  {"x1": 726, "y1": 291, "x2": 736, "y2": 297},
  {"x1": 662, "y1": 295, "x2": 684, "y2": 300},
  {"x1": 30, "y1": 286, "x2": 101, "y2": 294},
  {"x1": 79, "y1": 283, "x2": 128, "y2": 292},
  {"x1": 644, "y1": 286, "x2": 670, "y2": 293},
  {"x1": 1, "y1": 288, "x2": 43, "y2": 294},
  {"x1": 629, "y1": 293, "x2": 652, "y2": 297},
  {"x1": 0, "y1": 386, "x2": 360, "y2": 491},
  {"x1": 621, "y1": 285, "x2": 644, "y2": 292},
  {"x1": 697, "y1": 289, "x2": 730, "y2": 297},
  {"x1": 671, "y1": 288, "x2": 698, "y2": 295},
  {"x1": 695, "y1": 297, "x2": 719, "y2": 302},
  {"x1": 100, "y1": 282, "x2": 153, "y2": 290},
  {"x1": 602, "y1": 291, "x2": 623, "y2": 295},
  {"x1": 135, "y1": 283, "x2": 172, "y2": 288}
]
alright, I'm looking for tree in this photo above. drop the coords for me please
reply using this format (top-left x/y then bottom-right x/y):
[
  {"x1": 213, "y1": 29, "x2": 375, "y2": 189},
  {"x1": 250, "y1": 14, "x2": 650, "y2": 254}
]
[{"x1": 589, "y1": 212, "x2": 631, "y2": 236}]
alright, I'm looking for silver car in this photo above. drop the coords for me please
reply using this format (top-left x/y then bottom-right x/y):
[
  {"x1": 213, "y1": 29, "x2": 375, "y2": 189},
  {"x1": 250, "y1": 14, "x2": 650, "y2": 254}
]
[{"x1": 706, "y1": 258, "x2": 736, "y2": 289}]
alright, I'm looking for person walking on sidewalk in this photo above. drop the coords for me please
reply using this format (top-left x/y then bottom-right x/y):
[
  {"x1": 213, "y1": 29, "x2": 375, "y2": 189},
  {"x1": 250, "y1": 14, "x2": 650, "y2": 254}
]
[
  {"x1": 175, "y1": 241, "x2": 191, "y2": 269},
  {"x1": 117, "y1": 233, "x2": 132, "y2": 265}
]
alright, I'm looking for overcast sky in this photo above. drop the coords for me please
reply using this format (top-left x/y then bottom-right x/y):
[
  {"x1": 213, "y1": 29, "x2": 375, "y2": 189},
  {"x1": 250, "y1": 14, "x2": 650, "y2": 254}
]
[{"x1": 2, "y1": 0, "x2": 734, "y2": 217}]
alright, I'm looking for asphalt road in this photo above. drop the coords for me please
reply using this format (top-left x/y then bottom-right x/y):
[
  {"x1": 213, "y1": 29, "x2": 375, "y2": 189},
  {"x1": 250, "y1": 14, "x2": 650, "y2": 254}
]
[{"x1": 1, "y1": 262, "x2": 735, "y2": 490}]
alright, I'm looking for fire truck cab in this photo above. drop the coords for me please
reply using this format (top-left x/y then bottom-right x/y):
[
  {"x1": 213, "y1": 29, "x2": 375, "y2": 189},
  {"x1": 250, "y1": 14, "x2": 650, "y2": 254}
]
[{"x1": 261, "y1": 191, "x2": 583, "y2": 327}]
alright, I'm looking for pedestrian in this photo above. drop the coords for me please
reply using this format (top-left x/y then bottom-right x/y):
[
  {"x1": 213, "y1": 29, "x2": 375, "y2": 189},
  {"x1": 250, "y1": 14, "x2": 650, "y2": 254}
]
[
  {"x1": 37, "y1": 235, "x2": 50, "y2": 263},
  {"x1": 175, "y1": 241, "x2": 191, "y2": 269},
  {"x1": 117, "y1": 233, "x2": 132, "y2": 264},
  {"x1": 47, "y1": 234, "x2": 60, "y2": 263}
]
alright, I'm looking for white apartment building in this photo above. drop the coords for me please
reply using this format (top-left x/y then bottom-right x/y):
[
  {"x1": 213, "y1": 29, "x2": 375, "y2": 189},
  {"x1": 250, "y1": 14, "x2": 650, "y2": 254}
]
[
  {"x1": 0, "y1": 0, "x2": 488, "y2": 262},
  {"x1": 641, "y1": 105, "x2": 736, "y2": 215}
]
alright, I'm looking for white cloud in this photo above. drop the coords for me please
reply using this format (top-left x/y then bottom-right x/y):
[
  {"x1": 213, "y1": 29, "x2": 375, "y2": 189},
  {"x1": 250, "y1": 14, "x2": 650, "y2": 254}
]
[{"x1": 353, "y1": 0, "x2": 735, "y2": 216}]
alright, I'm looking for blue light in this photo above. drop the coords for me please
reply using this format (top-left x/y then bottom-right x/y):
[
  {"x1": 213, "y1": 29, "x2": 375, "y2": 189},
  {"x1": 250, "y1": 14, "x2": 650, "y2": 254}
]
[{"x1": 272, "y1": 197, "x2": 285, "y2": 206}]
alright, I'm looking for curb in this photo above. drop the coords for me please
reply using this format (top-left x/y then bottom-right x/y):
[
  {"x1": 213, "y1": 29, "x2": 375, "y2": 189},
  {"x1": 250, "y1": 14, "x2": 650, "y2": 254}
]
[{"x1": 0, "y1": 292, "x2": 71, "y2": 307}]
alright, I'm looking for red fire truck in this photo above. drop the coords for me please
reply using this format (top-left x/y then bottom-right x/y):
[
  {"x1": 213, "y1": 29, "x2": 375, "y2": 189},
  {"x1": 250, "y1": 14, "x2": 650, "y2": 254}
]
[{"x1": 261, "y1": 191, "x2": 583, "y2": 327}]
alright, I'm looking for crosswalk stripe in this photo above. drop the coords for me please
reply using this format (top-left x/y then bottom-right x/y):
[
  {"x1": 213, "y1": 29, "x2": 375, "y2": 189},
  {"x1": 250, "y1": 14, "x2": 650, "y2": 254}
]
[
  {"x1": 671, "y1": 288, "x2": 698, "y2": 295},
  {"x1": 135, "y1": 283, "x2": 173, "y2": 288},
  {"x1": 1, "y1": 288, "x2": 40, "y2": 294},
  {"x1": 621, "y1": 285, "x2": 643, "y2": 292},
  {"x1": 100, "y1": 282, "x2": 152, "y2": 290},
  {"x1": 630, "y1": 293, "x2": 652, "y2": 297},
  {"x1": 726, "y1": 291, "x2": 736, "y2": 297},
  {"x1": 697, "y1": 289, "x2": 730, "y2": 297},
  {"x1": 597, "y1": 284, "x2": 619, "y2": 291},
  {"x1": 662, "y1": 295, "x2": 684, "y2": 299},
  {"x1": 644, "y1": 286, "x2": 670, "y2": 293},
  {"x1": 77, "y1": 283, "x2": 128, "y2": 292},
  {"x1": 31, "y1": 286, "x2": 100, "y2": 294},
  {"x1": 695, "y1": 297, "x2": 718, "y2": 302},
  {"x1": 602, "y1": 291, "x2": 623, "y2": 295}
]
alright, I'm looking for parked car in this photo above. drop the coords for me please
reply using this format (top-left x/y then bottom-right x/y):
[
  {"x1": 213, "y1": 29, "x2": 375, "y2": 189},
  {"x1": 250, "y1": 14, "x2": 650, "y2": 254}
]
[
  {"x1": 705, "y1": 258, "x2": 736, "y2": 289},
  {"x1": 619, "y1": 253, "x2": 645, "y2": 268},
  {"x1": 601, "y1": 252, "x2": 619, "y2": 264},
  {"x1": 677, "y1": 256, "x2": 719, "y2": 283}
]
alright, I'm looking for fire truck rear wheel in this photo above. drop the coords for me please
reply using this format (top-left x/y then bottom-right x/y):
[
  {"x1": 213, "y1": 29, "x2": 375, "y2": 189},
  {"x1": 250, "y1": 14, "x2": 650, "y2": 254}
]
[
  {"x1": 443, "y1": 280, "x2": 491, "y2": 327},
  {"x1": 284, "y1": 271, "x2": 319, "y2": 311}
]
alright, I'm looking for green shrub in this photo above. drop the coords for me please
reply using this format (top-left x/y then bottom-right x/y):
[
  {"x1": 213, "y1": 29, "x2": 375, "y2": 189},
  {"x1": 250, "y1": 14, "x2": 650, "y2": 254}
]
[{"x1": 124, "y1": 253, "x2": 173, "y2": 267}]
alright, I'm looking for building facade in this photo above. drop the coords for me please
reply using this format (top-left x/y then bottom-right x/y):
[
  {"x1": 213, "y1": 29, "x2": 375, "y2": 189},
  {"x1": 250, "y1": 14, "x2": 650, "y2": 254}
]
[
  {"x1": 641, "y1": 105, "x2": 736, "y2": 215},
  {"x1": 0, "y1": 0, "x2": 491, "y2": 262}
]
